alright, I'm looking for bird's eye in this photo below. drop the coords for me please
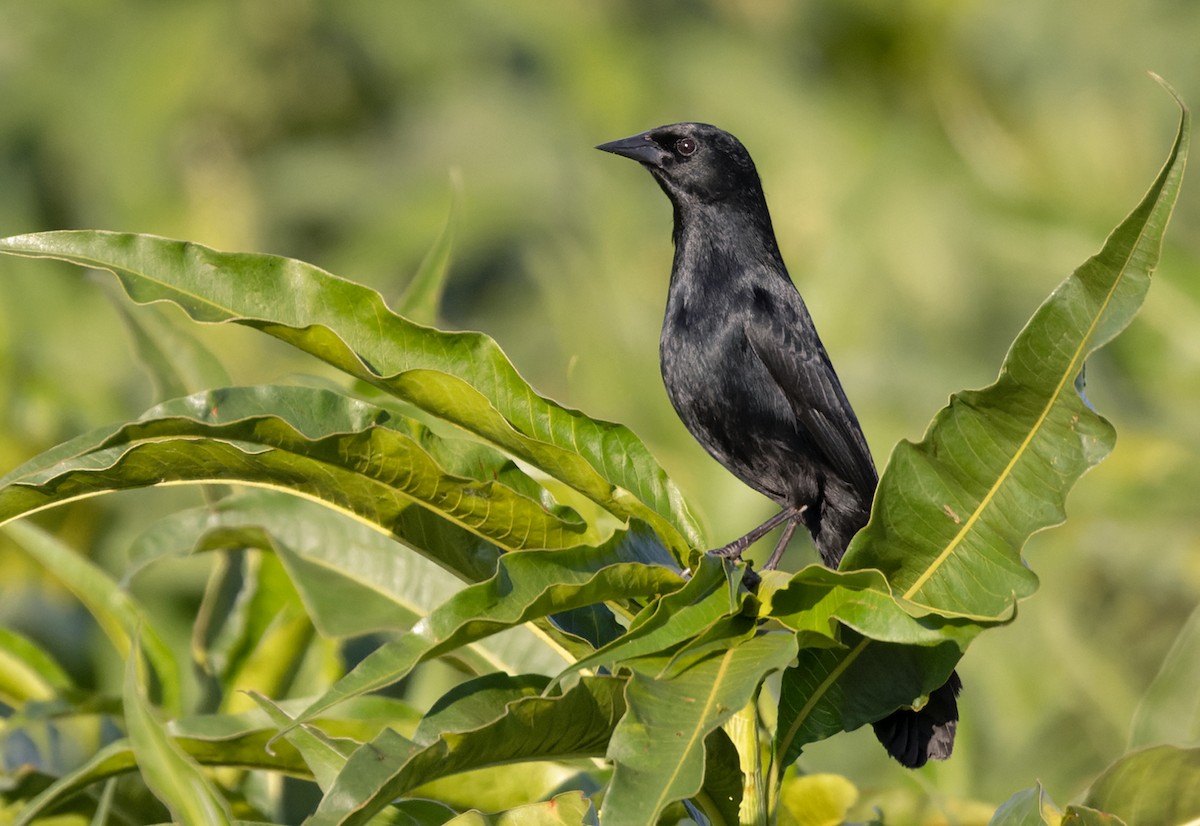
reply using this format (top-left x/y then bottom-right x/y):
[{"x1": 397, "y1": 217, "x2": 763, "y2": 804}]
[{"x1": 675, "y1": 138, "x2": 697, "y2": 156}]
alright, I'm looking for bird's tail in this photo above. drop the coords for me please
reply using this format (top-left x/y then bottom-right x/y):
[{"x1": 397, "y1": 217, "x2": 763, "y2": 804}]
[{"x1": 870, "y1": 671, "x2": 962, "y2": 768}]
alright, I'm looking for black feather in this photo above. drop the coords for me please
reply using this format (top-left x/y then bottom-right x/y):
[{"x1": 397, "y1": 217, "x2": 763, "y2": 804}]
[{"x1": 599, "y1": 122, "x2": 960, "y2": 768}]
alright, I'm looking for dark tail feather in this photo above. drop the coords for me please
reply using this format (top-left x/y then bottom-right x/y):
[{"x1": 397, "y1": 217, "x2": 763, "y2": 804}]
[{"x1": 871, "y1": 671, "x2": 962, "y2": 768}]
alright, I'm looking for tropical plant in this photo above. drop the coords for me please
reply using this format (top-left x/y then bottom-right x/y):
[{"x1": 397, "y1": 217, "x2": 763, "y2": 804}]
[{"x1": 0, "y1": 91, "x2": 1191, "y2": 825}]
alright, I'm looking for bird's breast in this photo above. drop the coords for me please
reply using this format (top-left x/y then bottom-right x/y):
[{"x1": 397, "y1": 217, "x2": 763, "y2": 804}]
[{"x1": 659, "y1": 292, "x2": 808, "y2": 502}]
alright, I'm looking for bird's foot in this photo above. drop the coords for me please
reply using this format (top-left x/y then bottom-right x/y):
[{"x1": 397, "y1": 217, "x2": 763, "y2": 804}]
[{"x1": 708, "y1": 540, "x2": 749, "y2": 562}]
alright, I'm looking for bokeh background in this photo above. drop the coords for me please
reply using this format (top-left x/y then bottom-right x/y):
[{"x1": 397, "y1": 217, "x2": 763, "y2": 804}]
[{"x1": 2, "y1": 0, "x2": 1199, "y2": 819}]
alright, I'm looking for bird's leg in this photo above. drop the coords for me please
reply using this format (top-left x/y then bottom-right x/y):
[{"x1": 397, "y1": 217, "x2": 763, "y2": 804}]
[
  {"x1": 711, "y1": 504, "x2": 805, "y2": 562},
  {"x1": 762, "y1": 517, "x2": 801, "y2": 570}
]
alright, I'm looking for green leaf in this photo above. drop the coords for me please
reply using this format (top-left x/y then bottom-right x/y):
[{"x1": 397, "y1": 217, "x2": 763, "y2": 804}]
[
  {"x1": 414, "y1": 673, "x2": 551, "y2": 744},
  {"x1": 1129, "y1": 603, "x2": 1200, "y2": 749},
  {"x1": 397, "y1": 171, "x2": 459, "y2": 325},
  {"x1": 843, "y1": 93, "x2": 1189, "y2": 619},
  {"x1": 1061, "y1": 807, "x2": 1128, "y2": 826},
  {"x1": 601, "y1": 632, "x2": 799, "y2": 826},
  {"x1": 248, "y1": 692, "x2": 359, "y2": 792},
  {"x1": 777, "y1": 633, "x2": 961, "y2": 765},
  {"x1": 698, "y1": 728, "x2": 744, "y2": 826},
  {"x1": 0, "y1": 626, "x2": 73, "y2": 706},
  {"x1": 559, "y1": 553, "x2": 743, "y2": 680},
  {"x1": 777, "y1": 770, "x2": 858, "y2": 826},
  {"x1": 123, "y1": 640, "x2": 234, "y2": 826},
  {"x1": 295, "y1": 524, "x2": 681, "y2": 723},
  {"x1": 988, "y1": 784, "x2": 1064, "y2": 826},
  {"x1": 765, "y1": 566, "x2": 995, "y2": 648},
  {"x1": 191, "y1": 545, "x2": 321, "y2": 713},
  {"x1": 11, "y1": 700, "x2": 394, "y2": 825},
  {"x1": 107, "y1": 293, "x2": 231, "y2": 402},
  {"x1": 0, "y1": 385, "x2": 587, "y2": 582},
  {"x1": 180, "y1": 491, "x2": 473, "y2": 637},
  {"x1": 0, "y1": 230, "x2": 703, "y2": 560},
  {"x1": 1081, "y1": 745, "x2": 1200, "y2": 825},
  {"x1": 307, "y1": 676, "x2": 626, "y2": 826},
  {"x1": 777, "y1": 94, "x2": 1189, "y2": 765},
  {"x1": 1, "y1": 521, "x2": 181, "y2": 713},
  {"x1": 441, "y1": 792, "x2": 595, "y2": 826}
]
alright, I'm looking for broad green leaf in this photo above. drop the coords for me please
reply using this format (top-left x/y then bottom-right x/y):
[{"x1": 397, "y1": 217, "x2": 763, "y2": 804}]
[
  {"x1": 308, "y1": 676, "x2": 626, "y2": 826},
  {"x1": 295, "y1": 524, "x2": 681, "y2": 723},
  {"x1": 1082, "y1": 745, "x2": 1200, "y2": 825},
  {"x1": 148, "y1": 497, "x2": 443, "y2": 639},
  {"x1": 843, "y1": 95, "x2": 1189, "y2": 619},
  {"x1": 11, "y1": 733, "x2": 304, "y2": 826},
  {"x1": 601, "y1": 632, "x2": 799, "y2": 826},
  {"x1": 777, "y1": 633, "x2": 960, "y2": 765},
  {"x1": 411, "y1": 675, "x2": 599, "y2": 812},
  {"x1": 369, "y1": 799, "x2": 458, "y2": 826},
  {"x1": 1129, "y1": 603, "x2": 1200, "y2": 749},
  {"x1": 0, "y1": 626, "x2": 72, "y2": 705},
  {"x1": 0, "y1": 230, "x2": 703, "y2": 560},
  {"x1": 0, "y1": 386, "x2": 587, "y2": 582},
  {"x1": 1, "y1": 521, "x2": 181, "y2": 713},
  {"x1": 778, "y1": 96, "x2": 1189, "y2": 765},
  {"x1": 123, "y1": 641, "x2": 234, "y2": 826}
]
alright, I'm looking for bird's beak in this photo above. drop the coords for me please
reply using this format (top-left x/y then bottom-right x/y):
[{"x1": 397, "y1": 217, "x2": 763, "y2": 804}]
[{"x1": 596, "y1": 132, "x2": 669, "y2": 168}]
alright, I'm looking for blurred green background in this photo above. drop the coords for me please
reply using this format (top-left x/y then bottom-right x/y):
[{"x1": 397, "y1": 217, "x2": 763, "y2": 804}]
[{"x1": 2, "y1": 0, "x2": 1199, "y2": 817}]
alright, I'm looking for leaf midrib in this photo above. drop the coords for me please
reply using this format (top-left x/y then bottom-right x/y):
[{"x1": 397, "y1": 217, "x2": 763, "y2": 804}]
[{"x1": 903, "y1": 241, "x2": 1138, "y2": 601}]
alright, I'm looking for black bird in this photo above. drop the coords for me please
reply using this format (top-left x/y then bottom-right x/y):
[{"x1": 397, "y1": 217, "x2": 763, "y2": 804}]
[{"x1": 597, "y1": 122, "x2": 960, "y2": 767}]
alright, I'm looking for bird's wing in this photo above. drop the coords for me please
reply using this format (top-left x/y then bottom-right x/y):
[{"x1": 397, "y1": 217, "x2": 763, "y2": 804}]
[{"x1": 743, "y1": 300, "x2": 878, "y2": 498}]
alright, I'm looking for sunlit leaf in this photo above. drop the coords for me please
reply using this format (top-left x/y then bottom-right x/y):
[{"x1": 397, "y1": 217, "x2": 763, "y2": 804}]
[
  {"x1": 0, "y1": 230, "x2": 703, "y2": 560},
  {"x1": 765, "y1": 566, "x2": 994, "y2": 648},
  {"x1": 0, "y1": 386, "x2": 587, "y2": 582}
]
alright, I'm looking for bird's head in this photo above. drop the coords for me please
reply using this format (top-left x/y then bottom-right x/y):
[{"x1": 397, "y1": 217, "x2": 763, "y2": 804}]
[{"x1": 596, "y1": 122, "x2": 763, "y2": 206}]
